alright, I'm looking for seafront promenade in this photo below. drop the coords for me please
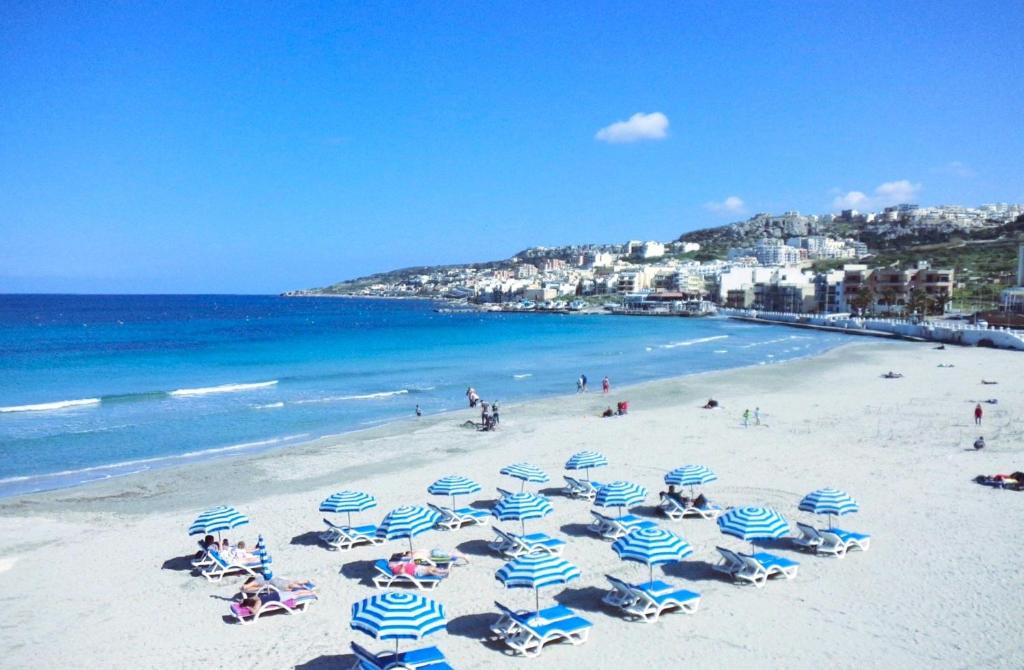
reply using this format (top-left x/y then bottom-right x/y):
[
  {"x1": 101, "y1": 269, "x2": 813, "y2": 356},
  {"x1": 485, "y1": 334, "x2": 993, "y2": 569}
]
[{"x1": 720, "y1": 307, "x2": 1024, "y2": 351}]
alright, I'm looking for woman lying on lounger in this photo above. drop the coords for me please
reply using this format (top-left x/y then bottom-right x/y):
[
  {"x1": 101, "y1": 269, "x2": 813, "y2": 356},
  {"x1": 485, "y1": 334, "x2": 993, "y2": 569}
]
[
  {"x1": 238, "y1": 586, "x2": 316, "y2": 616},
  {"x1": 241, "y1": 575, "x2": 316, "y2": 594},
  {"x1": 387, "y1": 552, "x2": 453, "y2": 577}
]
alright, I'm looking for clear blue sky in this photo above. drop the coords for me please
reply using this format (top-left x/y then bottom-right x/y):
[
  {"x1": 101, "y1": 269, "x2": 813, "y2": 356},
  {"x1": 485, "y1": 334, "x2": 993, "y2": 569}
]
[{"x1": 2, "y1": 2, "x2": 1022, "y2": 293}]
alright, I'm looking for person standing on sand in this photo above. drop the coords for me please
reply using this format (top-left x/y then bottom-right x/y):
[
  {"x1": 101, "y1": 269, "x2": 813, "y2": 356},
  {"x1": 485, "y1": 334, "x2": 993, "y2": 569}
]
[
  {"x1": 415, "y1": 404, "x2": 422, "y2": 417},
  {"x1": 581, "y1": 374, "x2": 588, "y2": 392},
  {"x1": 742, "y1": 409, "x2": 751, "y2": 427},
  {"x1": 754, "y1": 407, "x2": 761, "y2": 426},
  {"x1": 492, "y1": 400, "x2": 500, "y2": 425},
  {"x1": 974, "y1": 403, "x2": 983, "y2": 425},
  {"x1": 602, "y1": 376, "x2": 610, "y2": 394},
  {"x1": 577, "y1": 376, "x2": 584, "y2": 393}
]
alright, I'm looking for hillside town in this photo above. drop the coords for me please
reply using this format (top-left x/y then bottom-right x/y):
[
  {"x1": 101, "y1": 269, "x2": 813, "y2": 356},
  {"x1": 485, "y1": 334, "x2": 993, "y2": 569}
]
[{"x1": 301, "y1": 203, "x2": 1024, "y2": 319}]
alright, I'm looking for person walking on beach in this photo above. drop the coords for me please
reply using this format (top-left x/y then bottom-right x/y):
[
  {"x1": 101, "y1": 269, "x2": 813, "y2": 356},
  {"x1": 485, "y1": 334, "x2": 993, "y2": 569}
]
[
  {"x1": 581, "y1": 374, "x2": 588, "y2": 392},
  {"x1": 602, "y1": 376, "x2": 610, "y2": 394},
  {"x1": 415, "y1": 404, "x2": 422, "y2": 417},
  {"x1": 742, "y1": 408, "x2": 751, "y2": 428},
  {"x1": 577, "y1": 376, "x2": 584, "y2": 393},
  {"x1": 974, "y1": 403, "x2": 983, "y2": 425},
  {"x1": 754, "y1": 407, "x2": 761, "y2": 426},
  {"x1": 491, "y1": 400, "x2": 500, "y2": 425}
]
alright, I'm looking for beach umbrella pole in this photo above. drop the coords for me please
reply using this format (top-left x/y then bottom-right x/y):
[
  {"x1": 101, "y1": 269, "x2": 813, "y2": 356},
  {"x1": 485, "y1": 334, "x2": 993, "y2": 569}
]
[
  {"x1": 535, "y1": 587, "x2": 540, "y2": 613},
  {"x1": 347, "y1": 511, "x2": 353, "y2": 529}
]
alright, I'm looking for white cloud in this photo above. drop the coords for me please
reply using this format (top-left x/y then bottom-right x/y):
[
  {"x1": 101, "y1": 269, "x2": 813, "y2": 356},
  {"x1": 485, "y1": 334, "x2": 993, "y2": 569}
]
[
  {"x1": 595, "y1": 112, "x2": 669, "y2": 143},
  {"x1": 831, "y1": 180, "x2": 921, "y2": 211},
  {"x1": 704, "y1": 195, "x2": 746, "y2": 215}
]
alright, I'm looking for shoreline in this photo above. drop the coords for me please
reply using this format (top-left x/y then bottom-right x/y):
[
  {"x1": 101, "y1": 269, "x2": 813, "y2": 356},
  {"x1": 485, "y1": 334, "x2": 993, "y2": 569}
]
[
  {"x1": 0, "y1": 329, "x2": 855, "y2": 501},
  {"x1": 0, "y1": 339, "x2": 869, "y2": 514}
]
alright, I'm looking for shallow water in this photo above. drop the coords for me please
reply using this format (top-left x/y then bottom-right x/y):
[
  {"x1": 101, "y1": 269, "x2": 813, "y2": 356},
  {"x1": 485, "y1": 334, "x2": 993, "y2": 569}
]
[{"x1": 0, "y1": 295, "x2": 852, "y2": 495}]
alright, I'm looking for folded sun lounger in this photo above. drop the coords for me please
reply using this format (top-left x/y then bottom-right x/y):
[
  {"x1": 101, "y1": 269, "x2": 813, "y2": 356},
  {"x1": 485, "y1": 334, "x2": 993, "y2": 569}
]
[
  {"x1": 349, "y1": 641, "x2": 453, "y2": 670},
  {"x1": 715, "y1": 546, "x2": 799, "y2": 587},
  {"x1": 488, "y1": 527, "x2": 566, "y2": 558},
  {"x1": 562, "y1": 476, "x2": 602, "y2": 500},
  {"x1": 427, "y1": 502, "x2": 490, "y2": 530},
  {"x1": 588, "y1": 510, "x2": 657, "y2": 540},
  {"x1": 490, "y1": 600, "x2": 576, "y2": 640},
  {"x1": 372, "y1": 559, "x2": 447, "y2": 590},
  {"x1": 319, "y1": 518, "x2": 385, "y2": 551},
  {"x1": 821, "y1": 527, "x2": 871, "y2": 553},
  {"x1": 493, "y1": 601, "x2": 592, "y2": 657},
  {"x1": 602, "y1": 575, "x2": 701, "y2": 623},
  {"x1": 794, "y1": 522, "x2": 845, "y2": 557}
]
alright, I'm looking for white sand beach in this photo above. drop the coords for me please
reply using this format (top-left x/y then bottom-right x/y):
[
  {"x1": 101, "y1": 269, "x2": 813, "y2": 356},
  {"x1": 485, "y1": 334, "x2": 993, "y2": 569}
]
[{"x1": 1, "y1": 339, "x2": 1022, "y2": 669}]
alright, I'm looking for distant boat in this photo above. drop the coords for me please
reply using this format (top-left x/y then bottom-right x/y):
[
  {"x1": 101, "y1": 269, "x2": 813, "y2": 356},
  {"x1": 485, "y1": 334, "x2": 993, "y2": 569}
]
[{"x1": 568, "y1": 300, "x2": 586, "y2": 311}]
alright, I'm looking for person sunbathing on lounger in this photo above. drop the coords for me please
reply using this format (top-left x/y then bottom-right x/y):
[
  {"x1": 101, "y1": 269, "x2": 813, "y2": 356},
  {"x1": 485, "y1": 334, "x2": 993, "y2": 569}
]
[
  {"x1": 387, "y1": 556, "x2": 450, "y2": 578},
  {"x1": 659, "y1": 485, "x2": 689, "y2": 506},
  {"x1": 241, "y1": 575, "x2": 314, "y2": 594},
  {"x1": 239, "y1": 585, "x2": 316, "y2": 616}
]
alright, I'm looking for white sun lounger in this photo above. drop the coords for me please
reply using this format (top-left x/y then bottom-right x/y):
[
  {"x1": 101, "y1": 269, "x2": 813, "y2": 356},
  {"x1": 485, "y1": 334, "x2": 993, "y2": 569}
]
[
  {"x1": 427, "y1": 502, "x2": 490, "y2": 530},
  {"x1": 713, "y1": 546, "x2": 767, "y2": 587},
  {"x1": 493, "y1": 602, "x2": 592, "y2": 657},
  {"x1": 602, "y1": 575, "x2": 701, "y2": 623},
  {"x1": 658, "y1": 496, "x2": 723, "y2": 520},
  {"x1": 319, "y1": 518, "x2": 385, "y2": 551},
  {"x1": 715, "y1": 546, "x2": 799, "y2": 587},
  {"x1": 229, "y1": 589, "x2": 318, "y2": 624},
  {"x1": 200, "y1": 548, "x2": 263, "y2": 582},
  {"x1": 490, "y1": 600, "x2": 577, "y2": 640},
  {"x1": 562, "y1": 476, "x2": 602, "y2": 500},
  {"x1": 794, "y1": 522, "x2": 846, "y2": 556},
  {"x1": 588, "y1": 510, "x2": 658, "y2": 540},
  {"x1": 821, "y1": 527, "x2": 872, "y2": 553},
  {"x1": 349, "y1": 641, "x2": 453, "y2": 670},
  {"x1": 488, "y1": 527, "x2": 566, "y2": 558},
  {"x1": 372, "y1": 559, "x2": 447, "y2": 590}
]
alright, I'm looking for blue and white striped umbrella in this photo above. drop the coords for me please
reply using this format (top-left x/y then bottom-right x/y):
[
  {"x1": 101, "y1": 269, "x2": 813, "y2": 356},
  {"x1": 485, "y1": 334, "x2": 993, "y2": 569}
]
[
  {"x1": 496, "y1": 554, "x2": 581, "y2": 611},
  {"x1": 798, "y1": 488, "x2": 859, "y2": 529},
  {"x1": 376, "y1": 506, "x2": 442, "y2": 550},
  {"x1": 564, "y1": 451, "x2": 608, "y2": 480},
  {"x1": 188, "y1": 506, "x2": 249, "y2": 537},
  {"x1": 612, "y1": 527, "x2": 693, "y2": 585},
  {"x1": 717, "y1": 506, "x2": 790, "y2": 552},
  {"x1": 664, "y1": 465, "x2": 718, "y2": 496},
  {"x1": 427, "y1": 476, "x2": 482, "y2": 508},
  {"x1": 594, "y1": 480, "x2": 647, "y2": 514},
  {"x1": 491, "y1": 492, "x2": 553, "y2": 534},
  {"x1": 351, "y1": 592, "x2": 446, "y2": 654},
  {"x1": 319, "y1": 490, "x2": 377, "y2": 528},
  {"x1": 254, "y1": 534, "x2": 273, "y2": 581},
  {"x1": 499, "y1": 463, "x2": 549, "y2": 491}
]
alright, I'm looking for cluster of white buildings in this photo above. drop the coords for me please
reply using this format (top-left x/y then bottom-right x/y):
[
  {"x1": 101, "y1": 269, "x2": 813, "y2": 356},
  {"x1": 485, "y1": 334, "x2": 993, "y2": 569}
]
[{"x1": 727, "y1": 236, "x2": 868, "y2": 265}]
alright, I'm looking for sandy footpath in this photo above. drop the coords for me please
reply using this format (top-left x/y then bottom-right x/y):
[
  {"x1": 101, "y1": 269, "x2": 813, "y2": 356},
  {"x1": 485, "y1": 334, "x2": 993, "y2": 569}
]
[{"x1": 1, "y1": 339, "x2": 1022, "y2": 669}]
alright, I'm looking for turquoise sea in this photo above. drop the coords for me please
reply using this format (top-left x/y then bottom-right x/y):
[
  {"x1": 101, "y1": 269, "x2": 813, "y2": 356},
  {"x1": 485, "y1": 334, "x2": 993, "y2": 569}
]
[{"x1": 0, "y1": 295, "x2": 853, "y2": 497}]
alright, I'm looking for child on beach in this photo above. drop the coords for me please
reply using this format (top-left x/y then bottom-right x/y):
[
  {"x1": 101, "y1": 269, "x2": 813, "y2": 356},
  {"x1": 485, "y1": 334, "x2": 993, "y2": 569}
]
[
  {"x1": 742, "y1": 409, "x2": 751, "y2": 427},
  {"x1": 974, "y1": 404, "x2": 983, "y2": 425},
  {"x1": 602, "y1": 376, "x2": 610, "y2": 394}
]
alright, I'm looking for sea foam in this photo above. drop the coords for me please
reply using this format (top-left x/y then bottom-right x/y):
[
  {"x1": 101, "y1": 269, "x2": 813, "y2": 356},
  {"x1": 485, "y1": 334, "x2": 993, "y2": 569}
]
[
  {"x1": 169, "y1": 381, "x2": 278, "y2": 397},
  {"x1": 0, "y1": 398, "x2": 101, "y2": 413}
]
